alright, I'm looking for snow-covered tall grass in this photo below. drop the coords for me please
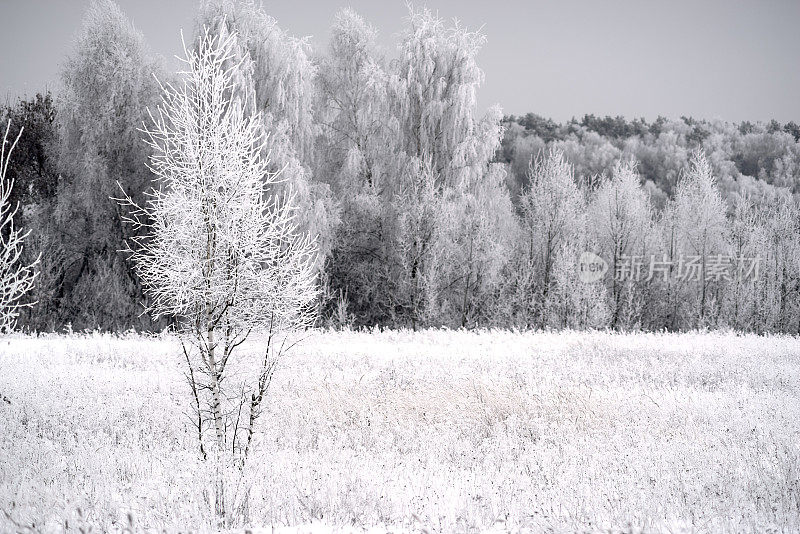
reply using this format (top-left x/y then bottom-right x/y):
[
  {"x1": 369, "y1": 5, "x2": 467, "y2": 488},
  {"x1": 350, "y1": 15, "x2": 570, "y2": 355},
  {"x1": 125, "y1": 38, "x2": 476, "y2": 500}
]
[{"x1": 1, "y1": 330, "x2": 799, "y2": 532}]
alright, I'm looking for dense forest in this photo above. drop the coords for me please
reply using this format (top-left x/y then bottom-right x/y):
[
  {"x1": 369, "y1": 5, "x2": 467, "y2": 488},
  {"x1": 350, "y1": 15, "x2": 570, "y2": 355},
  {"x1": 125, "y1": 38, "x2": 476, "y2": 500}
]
[
  {"x1": 500, "y1": 113, "x2": 800, "y2": 208},
  {"x1": 3, "y1": 0, "x2": 800, "y2": 334}
]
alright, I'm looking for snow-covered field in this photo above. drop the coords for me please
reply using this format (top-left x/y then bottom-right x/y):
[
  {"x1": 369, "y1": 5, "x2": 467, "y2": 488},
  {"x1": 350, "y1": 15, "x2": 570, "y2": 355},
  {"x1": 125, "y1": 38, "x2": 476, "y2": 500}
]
[{"x1": 1, "y1": 330, "x2": 799, "y2": 533}]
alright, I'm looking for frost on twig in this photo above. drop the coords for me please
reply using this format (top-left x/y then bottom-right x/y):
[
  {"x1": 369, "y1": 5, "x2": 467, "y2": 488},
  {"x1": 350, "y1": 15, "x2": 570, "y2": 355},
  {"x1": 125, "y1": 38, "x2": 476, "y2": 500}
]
[{"x1": 0, "y1": 120, "x2": 39, "y2": 333}]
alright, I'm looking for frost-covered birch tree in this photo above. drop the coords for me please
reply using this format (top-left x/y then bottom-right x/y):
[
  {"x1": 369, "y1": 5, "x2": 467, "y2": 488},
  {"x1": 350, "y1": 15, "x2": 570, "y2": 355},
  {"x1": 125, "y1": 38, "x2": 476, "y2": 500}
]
[
  {"x1": 518, "y1": 148, "x2": 585, "y2": 327},
  {"x1": 318, "y1": 8, "x2": 391, "y2": 192},
  {"x1": 673, "y1": 151, "x2": 729, "y2": 326},
  {"x1": 439, "y1": 163, "x2": 517, "y2": 327},
  {"x1": 317, "y1": 6, "x2": 513, "y2": 328},
  {"x1": 0, "y1": 121, "x2": 38, "y2": 332},
  {"x1": 589, "y1": 160, "x2": 653, "y2": 328},
  {"x1": 389, "y1": 7, "x2": 513, "y2": 327},
  {"x1": 55, "y1": 0, "x2": 164, "y2": 330},
  {"x1": 317, "y1": 8, "x2": 396, "y2": 326},
  {"x1": 546, "y1": 239, "x2": 609, "y2": 330},
  {"x1": 195, "y1": 0, "x2": 335, "y2": 271},
  {"x1": 749, "y1": 197, "x2": 800, "y2": 332},
  {"x1": 117, "y1": 27, "x2": 317, "y2": 525}
]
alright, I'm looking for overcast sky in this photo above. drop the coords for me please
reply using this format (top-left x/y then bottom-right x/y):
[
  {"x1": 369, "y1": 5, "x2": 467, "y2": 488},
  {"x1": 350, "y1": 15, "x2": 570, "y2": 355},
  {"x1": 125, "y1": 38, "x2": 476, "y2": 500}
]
[{"x1": 1, "y1": 0, "x2": 798, "y2": 123}]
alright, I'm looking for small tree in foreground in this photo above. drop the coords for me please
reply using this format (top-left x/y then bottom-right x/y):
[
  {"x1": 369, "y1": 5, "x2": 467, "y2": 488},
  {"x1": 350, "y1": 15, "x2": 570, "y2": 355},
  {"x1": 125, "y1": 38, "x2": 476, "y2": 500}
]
[
  {"x1": 117, "y1": 26, "x2": 318, "y2": 525},
  {"x1": 0, "y1": 121, "x2": 38, "y2": 332}
]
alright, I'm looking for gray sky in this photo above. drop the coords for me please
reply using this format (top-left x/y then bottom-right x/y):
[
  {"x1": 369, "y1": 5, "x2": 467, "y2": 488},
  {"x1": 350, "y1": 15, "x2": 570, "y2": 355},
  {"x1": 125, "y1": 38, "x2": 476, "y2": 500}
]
[{"x1": 1, "y1": 0, "x2": 799, "y2": 123}]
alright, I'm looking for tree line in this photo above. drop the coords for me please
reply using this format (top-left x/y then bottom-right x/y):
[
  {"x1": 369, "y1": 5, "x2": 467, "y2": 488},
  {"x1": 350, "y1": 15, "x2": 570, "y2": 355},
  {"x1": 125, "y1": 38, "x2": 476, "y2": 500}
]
[{"x1": 2, "y1": 0, "x2": 799, "y2": 334}]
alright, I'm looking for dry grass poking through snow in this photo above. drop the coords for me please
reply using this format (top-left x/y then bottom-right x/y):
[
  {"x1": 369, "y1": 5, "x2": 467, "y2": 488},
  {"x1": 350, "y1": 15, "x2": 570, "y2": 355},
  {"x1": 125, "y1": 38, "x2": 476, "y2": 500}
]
[{"x1": 0, "y1": 330, "x2": 799, "y2": 532}]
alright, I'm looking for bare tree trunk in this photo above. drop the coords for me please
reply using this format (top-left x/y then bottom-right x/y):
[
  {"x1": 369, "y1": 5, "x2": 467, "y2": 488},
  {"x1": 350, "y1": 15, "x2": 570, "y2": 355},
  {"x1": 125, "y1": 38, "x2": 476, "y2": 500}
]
[
  {"x1": 461, "y1": 235, "x2": 474, "y2": 328},
  {"x1": 205, "y1": 325, "x2": 226, "y2": 523},
  {"x1": 700, "y1": 241, "x2": 707, "y2": 324},
  {"x1": 183, "y1": 343, "x2": 206, "y2": 461}
]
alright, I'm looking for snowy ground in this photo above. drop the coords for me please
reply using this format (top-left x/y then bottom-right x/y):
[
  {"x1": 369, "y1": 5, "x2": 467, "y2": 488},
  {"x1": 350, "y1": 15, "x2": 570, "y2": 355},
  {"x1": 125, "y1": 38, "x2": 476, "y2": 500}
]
[{"x1": 1, "y1": 329, "x2": 799, "y2": 533}]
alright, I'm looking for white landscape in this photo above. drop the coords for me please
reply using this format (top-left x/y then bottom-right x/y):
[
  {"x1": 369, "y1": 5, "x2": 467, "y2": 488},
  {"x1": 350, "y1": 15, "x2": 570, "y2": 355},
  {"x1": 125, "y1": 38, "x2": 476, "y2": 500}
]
[
  {"x1": 2, "y1": 0, "x2": 800, "y2": 532},
  {"x1": 1, "y1": 329, "x2": 798, "y2": 532}
]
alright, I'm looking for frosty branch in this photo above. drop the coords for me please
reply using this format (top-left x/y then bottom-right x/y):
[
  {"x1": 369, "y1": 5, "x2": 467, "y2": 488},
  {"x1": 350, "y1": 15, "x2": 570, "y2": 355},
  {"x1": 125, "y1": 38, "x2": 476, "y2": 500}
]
[{"x1": 0, "y1": 120, "x2": 39, "y2": 333}]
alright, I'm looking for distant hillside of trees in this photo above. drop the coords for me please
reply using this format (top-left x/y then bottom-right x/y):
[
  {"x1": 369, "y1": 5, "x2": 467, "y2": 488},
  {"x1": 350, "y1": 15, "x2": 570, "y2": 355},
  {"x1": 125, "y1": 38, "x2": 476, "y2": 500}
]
[{"x1": 499, "y1": 113, "x2": 800, "y2": 209}]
